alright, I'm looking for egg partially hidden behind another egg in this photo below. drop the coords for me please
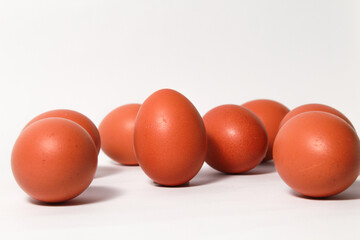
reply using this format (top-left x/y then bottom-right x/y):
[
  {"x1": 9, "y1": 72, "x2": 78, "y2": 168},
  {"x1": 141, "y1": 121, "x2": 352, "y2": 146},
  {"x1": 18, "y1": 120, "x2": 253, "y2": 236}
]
[
  {"x1": 279, "y1": 103, "x2": 354, "y2": 129},
  {"x1": 242, "y1": 99, "x2": 289, "y2": 161},
  {"x1": 99, "y1": 104, "x2": 141, "y2": 166},
  {"x1": 25, "y1": 109, "x2": 101, "y2": 154}
]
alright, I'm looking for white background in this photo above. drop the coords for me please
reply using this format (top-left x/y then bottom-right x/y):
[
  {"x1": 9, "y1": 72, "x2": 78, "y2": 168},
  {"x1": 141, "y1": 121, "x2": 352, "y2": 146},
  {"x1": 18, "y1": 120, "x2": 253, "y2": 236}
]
[{"x1": 1, "y1": 0, "x2": 360, "y2": 239}]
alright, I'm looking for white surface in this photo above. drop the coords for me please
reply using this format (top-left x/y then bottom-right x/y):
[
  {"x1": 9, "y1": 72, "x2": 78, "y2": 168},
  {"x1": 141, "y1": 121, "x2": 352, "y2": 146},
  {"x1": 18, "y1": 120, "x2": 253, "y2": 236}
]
[{"x1": 1, "y1": 0, "x2": 360, "y2": 239}]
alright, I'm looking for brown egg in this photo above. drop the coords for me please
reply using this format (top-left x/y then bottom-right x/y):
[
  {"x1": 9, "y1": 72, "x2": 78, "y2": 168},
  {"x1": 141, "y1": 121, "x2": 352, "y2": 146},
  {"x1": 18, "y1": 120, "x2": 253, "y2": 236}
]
[
  {"x1": 274, "y1": 111, "x2": 360, "y2": 198},
  {"x1": 243, "y1": 99, "x2": 289, "y2": 161},
  {"x1": 99, "y1": 104, "x2": 141, "y2": 165},
  {"x1": 203, "y1": 104, "x2": 268, "y2": 173},
  {"x1": 280, "y1": 103, "x2": 353, "y2": 129},
  {"x1": 134, "y1": 89, "x2": 207, "y2": 186},
  {"x1": 12, "y1": 118, "x2": 98, "y2": 203},
  {"x1": 25, "y1": 109, "x2": 101, "y2": 154}
]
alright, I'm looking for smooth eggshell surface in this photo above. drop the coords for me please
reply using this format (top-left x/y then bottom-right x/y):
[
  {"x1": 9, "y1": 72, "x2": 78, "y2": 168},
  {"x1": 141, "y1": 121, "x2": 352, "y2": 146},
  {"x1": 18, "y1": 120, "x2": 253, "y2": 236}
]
[
  {"x1": 12, "y1": 118, "x2": 98, "y2": 203},
  {"x1": 203, "y1": 104, "x2": 268, "y2": 173},
  {"x1": 273, "y1": 111, "x2": 360, "y2": 198},
  {"x1": 133, "y1": 89, "x2": 207, "y2": 186}
]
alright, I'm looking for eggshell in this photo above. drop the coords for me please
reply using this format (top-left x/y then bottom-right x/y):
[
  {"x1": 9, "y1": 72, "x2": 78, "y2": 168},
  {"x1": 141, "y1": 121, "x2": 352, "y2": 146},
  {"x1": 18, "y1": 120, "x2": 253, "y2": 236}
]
[
  {"x1": 242, "y1": 99, "x2": 289, "y2": 161},
  {"x1": 273, "y1": 111, "x2": 360, "y2": 198},
  {"x1": 203, "y1": 104, "x2": 268, "y2": 173},
  {"x1": 279, "y1": 103, "x2": 353, "y2": 129},
  {"x1": 133, "y1": 89, "x2": 207, "y2": 186},
  {"x1": 25, "y1": 109, "x2": 101, "y2": 154},
  {"x1": 12, "y1": 118, "x2": 98, "y2": 203},
  {"x1": 99, "y1": 104, "x2": 141, "y2": 165}
]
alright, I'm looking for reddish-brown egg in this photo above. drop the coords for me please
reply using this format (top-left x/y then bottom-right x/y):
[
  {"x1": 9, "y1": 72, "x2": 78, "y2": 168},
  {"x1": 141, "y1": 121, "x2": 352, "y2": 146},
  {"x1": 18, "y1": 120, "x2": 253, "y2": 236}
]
[
  {"x1": 203, "y1": 104, "x2": 268, "y2": 173},
  {"x1": 242, "y1": 99, "x2": 289, "y2": 161},
  {"x1": 273, "y1": 111, "x2": 360, "y2": 198},
  {"x1": 99, "y1": 104, "x2": 141, "y2": 165},
  {"x1": 133, "y1": 89, "x2": 207, "y2": 186},
  {"x1": 12, "y1": 118, "x2": 98, "y2": 203},
  {"x1": 280, "y1": 103, "x2": 353, "y2": 129},
  {"x1": 25, "y1": 109, "x2": 101, "y2": 154}
]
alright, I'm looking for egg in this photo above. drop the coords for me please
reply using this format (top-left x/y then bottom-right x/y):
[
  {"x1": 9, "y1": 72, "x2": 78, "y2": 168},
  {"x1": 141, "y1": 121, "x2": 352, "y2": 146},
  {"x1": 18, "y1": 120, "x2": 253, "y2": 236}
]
[
  {"x1": 25, "y1": 109, "x2": 101, "y2": 154},
  {"x1": 279, "y1": 103, "x2": 353, "y2": 129},
  {"x1": 12, "y1": 118, "x2": 98, "y2": 203},
  {"x1": 99, "y1": 104, "x2": 141, "y2": 165},
  {"x1": 273, "y1": 111, "x2": 360, "y2": 197},
  {"x1": 242, "y1": 99, "x2": 289, "y2": 161},
  {"x1": 133, "y1": 89, "x2": 207, "y2": 186},
  {"x1": 203, "y1": 104, "x2": 268, "y2": 173}
]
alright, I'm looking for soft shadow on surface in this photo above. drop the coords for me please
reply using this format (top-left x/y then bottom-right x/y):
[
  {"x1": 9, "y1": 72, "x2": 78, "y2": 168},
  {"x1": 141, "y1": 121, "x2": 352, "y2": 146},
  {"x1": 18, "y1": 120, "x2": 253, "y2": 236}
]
[
  {"x1": 110, "y1": 161, "x2": 139, "y2": 167},
  {"x1": 94, "y1": 165, "x2": 123, "y2": 179},
  {"x1": 290, "y1": 181, "x2": 360, "y2": 201},
  {"x1": 151, "y1": 161, "x2": 276, "y2": 188},
  {"x1": 227, "y1": 160, "x2": 276, "y2": 176},
  {"x1": 153, "y1": 181, "x2": 191, "y2": 188},
  {"x1": 190, "y1": 169, "x2": 229, "y2": 186},
  {"x1": 28, "y1": 185, "x2": 122, "y2": 206},
  {"x1": 153, "y1": 167, "x2": 227, "y2": 188}
]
